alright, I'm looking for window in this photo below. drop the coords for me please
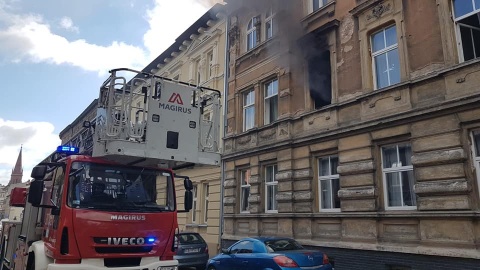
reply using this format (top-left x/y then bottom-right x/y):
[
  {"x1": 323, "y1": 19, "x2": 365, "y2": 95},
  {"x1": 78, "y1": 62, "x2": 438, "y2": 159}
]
[
  {"x1": 264, "y1": 79, "x2": 278, "y2": 124},
  {"x1": 371, "y1": 25, "x2": 401, "y2": 89},
  {"x1": 452, "y1": 0, "x2": 480, "y2": 62},
  {"x1": 308, "y1": 50, "x2": 332, "y2": 109},
  {"x1": 192, "y1": 185, "x2": 197, "y2": 223},
  {"x1": 472, "y1": 130, "x2": 480, "y2": 196},
  {"x1": 381, "y1": 143, "x2": 416, "y2": 210},
  {"x1": 240, "y1": 169, "x2": 251, "y2": 213},
  {"x1": 243, "y1": 89, "x2": 255, "y2": 131},
  {"x1": 52, "y1": 166, "x2": 65, "y2": 207},
  {"x1": 203, "y1": 183, "x2": 209, "y2": 223},
  {"x1": 247, "y1": 17, "x2": 259, "y2": 51},
  {"x1": 313, "y1": 0, "x2": 329, "y2": 11},
  {"x1": 207, "y1": 50, "x2": 214, "y2": 79},
  {"x1": 265, "y1": 8, "x2": 274, "y2": 39},
  {"x1": 265, "y1": 165, "x2": 278, "y2": 212},
  {"x1": 230, "y1": 240, "x2": 254, "y2": 254},
  {"x1": 318, "y1": 156, "x2": 340, "y2": 211},
  {"x1": 194, "y1": 58, "x2": 201, "y2": 84}
]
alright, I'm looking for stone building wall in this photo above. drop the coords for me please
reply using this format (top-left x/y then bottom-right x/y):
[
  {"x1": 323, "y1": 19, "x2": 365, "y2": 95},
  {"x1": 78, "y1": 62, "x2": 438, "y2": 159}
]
[{"x1": 222, "y1": 0, "x2": 480, "y2": 268}]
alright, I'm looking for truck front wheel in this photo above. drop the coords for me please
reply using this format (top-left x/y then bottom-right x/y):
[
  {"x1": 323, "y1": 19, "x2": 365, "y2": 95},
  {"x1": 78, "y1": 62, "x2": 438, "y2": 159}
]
[{"x1": 26, "y1": 252, "x2": 35, "y2": 270}]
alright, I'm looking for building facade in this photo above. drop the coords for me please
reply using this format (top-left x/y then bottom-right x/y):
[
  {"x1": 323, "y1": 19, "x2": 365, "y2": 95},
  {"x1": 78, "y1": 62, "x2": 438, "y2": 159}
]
[
  {"x1": 150, "y1": 3, "x2": 227, "y2": 255},
  {"x1": 221, "y1": 0, "x2": 480, "y2": 269}
]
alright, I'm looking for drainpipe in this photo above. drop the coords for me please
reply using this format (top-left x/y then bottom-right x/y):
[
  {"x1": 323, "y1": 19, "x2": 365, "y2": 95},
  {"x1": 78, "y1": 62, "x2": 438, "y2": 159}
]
[{"x1": 218, "y1": 12, "x2": 230, "y2": 252}]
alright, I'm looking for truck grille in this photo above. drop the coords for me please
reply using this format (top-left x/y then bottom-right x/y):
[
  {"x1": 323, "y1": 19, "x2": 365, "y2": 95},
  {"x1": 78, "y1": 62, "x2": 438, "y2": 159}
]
[{"x1": 95, "y1": 246, "x2": 153, "y2": 254}]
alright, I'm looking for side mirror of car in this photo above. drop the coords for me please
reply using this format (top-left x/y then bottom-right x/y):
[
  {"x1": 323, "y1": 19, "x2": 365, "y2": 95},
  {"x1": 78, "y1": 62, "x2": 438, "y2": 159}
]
[{"x1": 221, "y1": 248, "x2": 230, "y2": 254}]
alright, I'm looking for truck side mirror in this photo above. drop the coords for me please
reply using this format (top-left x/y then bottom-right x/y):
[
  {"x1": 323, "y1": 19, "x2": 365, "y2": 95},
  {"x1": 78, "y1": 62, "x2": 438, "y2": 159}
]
[
  {"x1": 184, "y1": 190, "x2": 193, "y2": 211},
  {"x1": 31, "y1": 165, "x2": 47, "y2": 180},
  {"x1": 184, "y1": 178, "x2": 193, "y2": 191},
  {"x1": 28, "y1": 180, "x2": 44, "y2": 207}
]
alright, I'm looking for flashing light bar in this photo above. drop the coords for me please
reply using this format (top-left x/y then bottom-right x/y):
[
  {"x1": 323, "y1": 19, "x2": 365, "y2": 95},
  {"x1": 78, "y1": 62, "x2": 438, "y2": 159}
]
[{"x1": 57, "y1": 145, "x2": 79, "y2": 154}]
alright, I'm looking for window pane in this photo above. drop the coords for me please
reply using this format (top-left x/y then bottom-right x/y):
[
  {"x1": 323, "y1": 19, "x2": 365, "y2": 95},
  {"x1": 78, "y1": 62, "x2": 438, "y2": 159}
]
[
  {"x1": 386, "y1": 172, "x2": 402, "y2": 207},
  {"x1": 267, "y1": 184, "x2": 277, "y2": 211},
  {"x1": 242, "y1": 170, "x2": 250, "y2": 185},
  {"x1": 268, "y1": 96, "x2": 278, "y2": 123},
  {"x1": 460, "y1": 26, "x2": 476, "y2": 61},
  {"x1": 320, "y1": 180, "x2": 332, "y2": 209},
  {"x1": 474, "y1": 130, "x2": 480, "y2": 156},
  {"x1": 241, "y1": 186, "x2": 250, "y2": 212},
  {"x1": 330, "y1": 156, "x2": 338, "y2": 175},
  {"x1": 266, "y1": 166, "x2": 275, "y2": 183},
  {"x1": 387, "y1": 48, "x2": 401, "y2": 85},
  {"x1": 313, "y1": 0, "x2": 320, "y2": 11},
  {"x1": 385, "y1": 25, "x2": 397, "y2": 47},
  {"x1": 372, "y1": 30, "x2": 385, "y2": 52},
  {"x1": 332, "y1": 178, "x2": 340, "y2": 208},
  {"x1": 266, "y1": 20, "x2": 273, "y2": 39},
  {"x1": 476, "y1": 0, "x2": 480, "y2": 10},
  {"x1": 382, "y1": 145, "x2": 398, "y2": 168},
  {"x1": 401, "y1": 170, "x2": 416, "y2": 207},
  {"x1": 319, "y1": 158, "x2": 330, "y2": 176},
  {"x1": 374, "y1": 53, "x2": 389, "y2": 88},
  {"x1": 473, "y1": 28, "x2": 480, "y2": 59},
  {"x1": 245, "y1": 107, "x2": 255, "y2": 130},
  {"x1": 454, "y1": 0, "x2": 474, "y2": 18},
  {"x1": 398, "y1": 144, "x2": 412, "y2": 166}
]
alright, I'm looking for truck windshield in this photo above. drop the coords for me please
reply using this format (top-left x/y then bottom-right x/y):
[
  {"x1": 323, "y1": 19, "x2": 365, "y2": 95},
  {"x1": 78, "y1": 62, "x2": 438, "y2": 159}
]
[{"x1": 67, "y1": 162, "x2": 175, "y2": 212}]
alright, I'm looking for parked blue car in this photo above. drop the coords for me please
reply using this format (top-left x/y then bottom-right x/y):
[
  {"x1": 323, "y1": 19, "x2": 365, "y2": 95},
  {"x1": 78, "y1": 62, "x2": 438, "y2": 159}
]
[{"x1": 206, "y1": 237, "x2": 333, "y2": 270}]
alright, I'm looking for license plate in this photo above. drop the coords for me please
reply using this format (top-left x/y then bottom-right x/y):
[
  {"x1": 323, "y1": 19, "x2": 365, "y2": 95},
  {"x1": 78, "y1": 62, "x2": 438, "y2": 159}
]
[{"x1": 184, "y1": 248, "x2": 200, "y2": 254}]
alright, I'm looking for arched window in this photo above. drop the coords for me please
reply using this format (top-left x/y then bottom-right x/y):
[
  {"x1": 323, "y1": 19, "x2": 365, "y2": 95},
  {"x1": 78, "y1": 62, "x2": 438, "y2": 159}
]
[{"x1": 247, "y1": 17, "x2": 258, "y2": 51}]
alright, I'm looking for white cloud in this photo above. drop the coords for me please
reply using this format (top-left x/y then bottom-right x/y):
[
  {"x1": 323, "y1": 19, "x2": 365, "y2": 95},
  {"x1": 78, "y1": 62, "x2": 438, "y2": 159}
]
[
  {"x1": 143, "y1": 0, "x2": 209, "y2": 58},
  {"x1": 0, "y1": 0, "x2": 213, "y2": 75},
  {"x1": 59, "y1": 16, "x2": 79, "y2": 33},
  {"x1": 0, "y1": 118, "x2": 61, "y2": 185}
]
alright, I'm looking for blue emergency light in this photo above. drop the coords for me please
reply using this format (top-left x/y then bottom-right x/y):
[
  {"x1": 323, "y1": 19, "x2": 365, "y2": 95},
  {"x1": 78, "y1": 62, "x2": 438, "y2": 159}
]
[
  {"x1": 57, "y1": 145, "x2": 79, "y2": 154},
  {"x1": 147, "y1": 238, "x2": 155, "y2": 243}
]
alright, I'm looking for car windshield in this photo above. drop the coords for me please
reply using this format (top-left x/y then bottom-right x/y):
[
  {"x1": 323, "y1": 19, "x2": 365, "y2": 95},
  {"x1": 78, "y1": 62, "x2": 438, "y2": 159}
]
[
  {"x1": 264, "y1": 239, "x2": 304, "y2": 252},
  {"x1": 178, "y1": 233, "x2": 204, "y2": 245},
  {"x1": 67, "y1": 161, "x2": 175, "y2": 212}
]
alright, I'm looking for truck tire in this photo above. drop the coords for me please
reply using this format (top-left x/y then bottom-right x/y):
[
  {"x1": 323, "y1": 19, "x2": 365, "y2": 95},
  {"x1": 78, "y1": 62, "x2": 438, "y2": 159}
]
[{"x1": 26, "y1": 252, "x2": 35, "y2": 270}]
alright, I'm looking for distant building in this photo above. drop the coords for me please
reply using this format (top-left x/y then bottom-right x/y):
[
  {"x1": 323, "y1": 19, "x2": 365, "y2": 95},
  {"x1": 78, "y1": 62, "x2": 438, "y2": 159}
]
[{"x1": 2, "y1": 147, "x2": 28, "y2": 219}]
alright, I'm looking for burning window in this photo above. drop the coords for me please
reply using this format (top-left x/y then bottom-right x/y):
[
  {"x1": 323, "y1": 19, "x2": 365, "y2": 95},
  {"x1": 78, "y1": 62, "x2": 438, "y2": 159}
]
[
  {"x1": 308, "y1": 50, "x2": 332, "y2": 109},
  {"x1": 452, "y1": 0, "x2": 480, "y2": 61}
]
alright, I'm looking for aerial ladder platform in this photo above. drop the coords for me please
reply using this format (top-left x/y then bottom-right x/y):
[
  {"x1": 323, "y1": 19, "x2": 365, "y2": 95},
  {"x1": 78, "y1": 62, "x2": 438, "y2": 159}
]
[{"x1": 87, "y1": 68, "x2": 222, "y2": 168}]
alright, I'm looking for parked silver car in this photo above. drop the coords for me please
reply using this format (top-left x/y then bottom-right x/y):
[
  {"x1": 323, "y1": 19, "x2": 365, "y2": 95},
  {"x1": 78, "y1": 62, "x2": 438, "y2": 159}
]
[{"x1": 175, "y1": 232, "x2": 209, "y2": 270}]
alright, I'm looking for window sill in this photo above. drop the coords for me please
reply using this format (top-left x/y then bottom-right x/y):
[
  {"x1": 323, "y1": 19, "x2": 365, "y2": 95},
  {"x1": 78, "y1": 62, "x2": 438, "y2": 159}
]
[{"x1": 235, "y1": 36, "x2": 277, "y2": 66}]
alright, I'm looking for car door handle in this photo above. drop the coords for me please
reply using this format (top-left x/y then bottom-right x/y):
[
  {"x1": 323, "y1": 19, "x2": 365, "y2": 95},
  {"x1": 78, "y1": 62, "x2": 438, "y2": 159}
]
[{"x1": 242, "y1": 261, "x2": 248, "y2": 264}]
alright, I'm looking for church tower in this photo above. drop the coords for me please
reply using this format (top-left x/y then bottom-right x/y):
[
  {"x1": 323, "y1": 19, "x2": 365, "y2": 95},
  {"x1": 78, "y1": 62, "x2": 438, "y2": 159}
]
[{"x1": 9, "y1": 146, "x2": 23, "y2": 185}]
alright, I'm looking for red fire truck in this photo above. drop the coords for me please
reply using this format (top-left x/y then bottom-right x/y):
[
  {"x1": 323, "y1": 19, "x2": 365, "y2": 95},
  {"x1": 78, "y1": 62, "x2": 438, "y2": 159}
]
[{"x1": 3, "y1": 68, "x2": 221, "y2": 270}]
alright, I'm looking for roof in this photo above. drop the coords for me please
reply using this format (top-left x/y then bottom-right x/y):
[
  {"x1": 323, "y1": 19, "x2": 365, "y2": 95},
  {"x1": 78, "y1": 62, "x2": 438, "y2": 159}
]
[{"x1": 134, "y1": 3, "x2": 225, "y2": 78}]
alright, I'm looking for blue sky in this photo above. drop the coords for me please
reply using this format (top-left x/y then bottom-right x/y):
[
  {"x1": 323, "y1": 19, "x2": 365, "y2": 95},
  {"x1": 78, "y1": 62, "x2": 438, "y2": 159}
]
[{"x1": 0, "y1": 0, "x2": 219, "y2": 185}]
